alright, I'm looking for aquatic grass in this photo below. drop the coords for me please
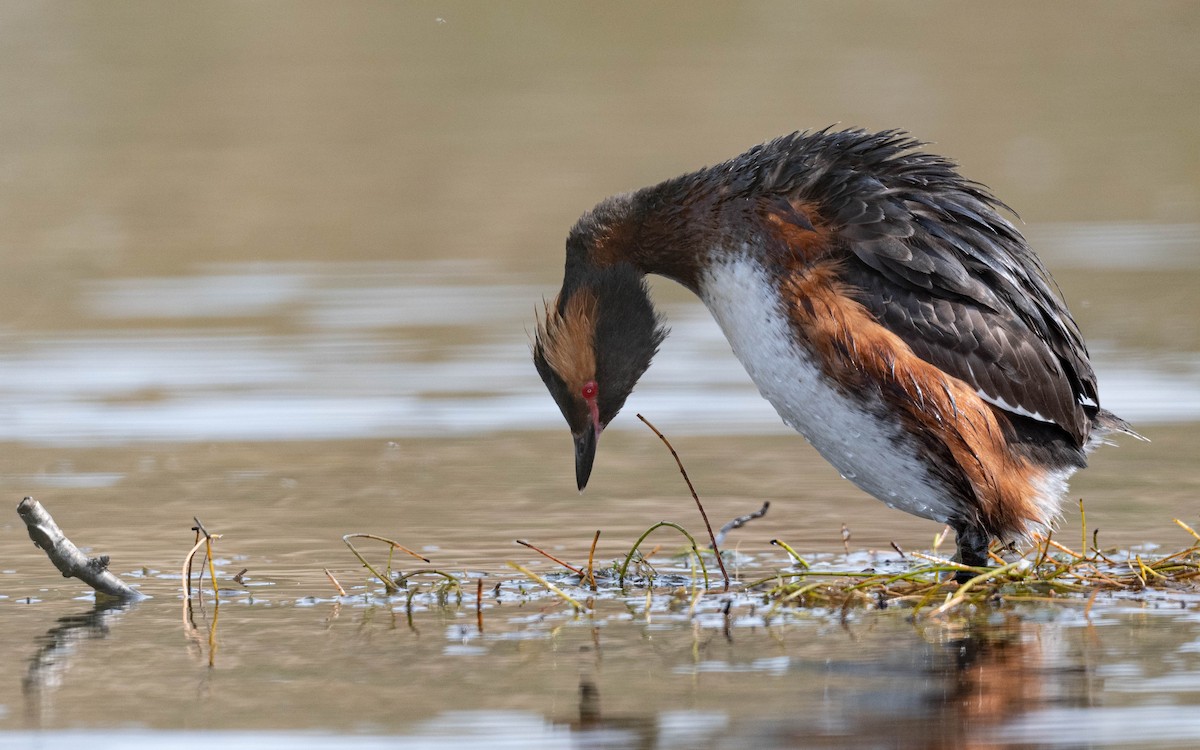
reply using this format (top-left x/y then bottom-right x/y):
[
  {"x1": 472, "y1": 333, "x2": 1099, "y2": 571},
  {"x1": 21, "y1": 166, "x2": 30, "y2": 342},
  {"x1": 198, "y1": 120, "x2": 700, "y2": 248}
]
[
  {"x1": 734, "y1": 506, "x2": 1200, "y2": 616},
  {"x1": 342, "y1": 533, "x2": 431, "y2": 594},
  {"x1": 332, "y1": 508, "x2": 1198, "y2": 622},
  {"x1": 586, "y1": 530, "x2": 601, "y2": 591},
  {"x1": 332, "y1": 511, "x2": 1196, "y2": 619},
  {"x1": 507, "y1": 561, "x2": 586, "y2": 611},
  {"x1": 636, "y1": 413, "x2": 730, "y2": 591},
  {"x1": 183, "y1": 517, "x2": 221, "y2": 602},
  {"x1": 322, "y1": 434, "x2": 1197, "y2": 621},
  {"x1": 618, "y1": 520, "x2": 709, "y2": 589},
  {"x1": 770, "y1": 538, "x2": 810, "y2": 569},
  {"x1": 20, "y1": 473, "x2": 1194, "y2": 634},
  {"x1": 392, "y1": 568, "x2": 463, "y2": 589}
]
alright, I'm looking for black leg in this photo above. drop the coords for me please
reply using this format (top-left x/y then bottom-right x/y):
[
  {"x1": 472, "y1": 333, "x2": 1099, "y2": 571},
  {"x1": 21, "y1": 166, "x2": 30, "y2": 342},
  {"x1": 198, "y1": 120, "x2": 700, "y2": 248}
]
[{"x1": 953, "y1": 524, "x2": 991, "y2": 584}]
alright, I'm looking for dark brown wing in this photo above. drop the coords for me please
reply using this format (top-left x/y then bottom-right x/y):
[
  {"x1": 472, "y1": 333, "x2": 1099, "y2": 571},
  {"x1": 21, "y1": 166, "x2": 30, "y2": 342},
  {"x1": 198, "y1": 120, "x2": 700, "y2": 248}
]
[
  {"x1": 834, "y1": 171, "x2": 1097, "y2": 447},
  {"x1": 753, "y1": 130, "x2": 1098, "y2": 446}
]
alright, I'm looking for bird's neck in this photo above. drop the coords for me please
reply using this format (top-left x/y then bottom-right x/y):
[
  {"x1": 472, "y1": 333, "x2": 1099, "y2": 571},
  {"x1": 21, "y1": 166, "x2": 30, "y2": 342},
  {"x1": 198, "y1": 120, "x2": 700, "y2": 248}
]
[{"x1": 565, "y1": 175, "x2": 727, "y2": 294}]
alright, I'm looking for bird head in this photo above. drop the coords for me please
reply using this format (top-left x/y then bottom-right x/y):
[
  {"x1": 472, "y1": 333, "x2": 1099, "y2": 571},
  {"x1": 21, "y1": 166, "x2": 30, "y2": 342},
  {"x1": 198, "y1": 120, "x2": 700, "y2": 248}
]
[{"x1": 533, "y1": 262, "x2": 667, "y2": 490}]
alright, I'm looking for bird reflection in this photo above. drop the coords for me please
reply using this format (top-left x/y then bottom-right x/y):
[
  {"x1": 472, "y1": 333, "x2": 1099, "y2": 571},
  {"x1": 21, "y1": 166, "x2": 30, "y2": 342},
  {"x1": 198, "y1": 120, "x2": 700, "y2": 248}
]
[
  {"x1": 772, "y1": 617, "x2": 1093, "y2": 749},
  {"x1": 555, "y1": 616, "x2": 1094, "y2": 749}
]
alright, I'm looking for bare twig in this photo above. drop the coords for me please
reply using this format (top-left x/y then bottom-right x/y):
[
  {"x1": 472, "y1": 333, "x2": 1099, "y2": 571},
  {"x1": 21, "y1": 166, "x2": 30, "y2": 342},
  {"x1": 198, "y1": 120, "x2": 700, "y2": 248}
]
[
  {"x1": 932, "y1": 525, "x2": 952, "y2": 554},
  {"x1": 909, "y1": 551, "x2": 975, "y2": 573},
  {"x1": 17, "y1": 497, "x2": 143, "y2": 602},
  {"x1": 516, "y1": 539, "x2": 584, "y2": 576},
  {"x1": 324, "y1": 568, "x2": 347, "y2": 597},
  {"x1": 636, "y1": 414, "x2": 730, "y2": 591},
  {"x1": 182, "y1": 536, "x2": 207, "y2": 600},
  {"x1": 391, "y1": 569, "x2": 461, "y2": 588},
  {"x1": 1032, "y1": 533, "x2": 1084, "y2": 561},
  {"x1": 714, "y1": 501, "x2": 769, "y2": 547},
  {"x1": 193, "y1": 517, "x2": 220, "y2": 602},
  {"x1": 586, "y1": 530, "x2": 601, "y2": 591},
  {"x1": 342, "y1": 533, "x2": 430, "y2": 562},
  {"x1": 475, "y1": 578, "x2": 484, "y2": 632}
]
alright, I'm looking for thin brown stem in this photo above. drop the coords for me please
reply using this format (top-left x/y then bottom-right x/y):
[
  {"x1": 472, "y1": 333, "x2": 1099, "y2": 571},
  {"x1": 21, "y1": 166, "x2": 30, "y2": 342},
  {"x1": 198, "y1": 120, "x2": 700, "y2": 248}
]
[
  {"x1": 342, "y1": 533, "x2": 430, "y2": 563},
  {"x1": 516, "y1": 539, "x2": 584, "y2": 576},
  {"x1": 475, "y1": 578, "x2": 484, "y2": 632},
  {"x1": 637, "y1": 413, "x2": 730, "y2": 591},
  {"x1": 324, "y1": 568, "x2": 347, "y2": 597},
  {"x1": 586, "y1": 530, "x2": 601, "y2": 591}
]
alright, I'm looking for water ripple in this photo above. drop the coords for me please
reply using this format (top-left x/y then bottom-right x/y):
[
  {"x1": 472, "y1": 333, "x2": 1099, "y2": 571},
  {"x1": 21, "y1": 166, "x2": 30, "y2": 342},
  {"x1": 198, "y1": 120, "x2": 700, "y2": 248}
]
[{"x1": 0, "y1": 254, "x2": 1194, "y2": 445}]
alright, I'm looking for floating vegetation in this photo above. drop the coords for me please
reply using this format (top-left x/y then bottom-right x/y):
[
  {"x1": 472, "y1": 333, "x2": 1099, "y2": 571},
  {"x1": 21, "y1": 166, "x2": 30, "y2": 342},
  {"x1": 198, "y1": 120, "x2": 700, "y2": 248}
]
[
  {"x1": 13, "y1": 419, "x2": 1200, "y2": 625},
  {"x1": 335, "y1": 420, "x2": 1199, "y2": 622},
  {"x1": 338, "y1": 510, "x2": 1199, "y2": 626},
  {"x1": 750, "y1": 519, "x2": 1200, "y2": 619},
  {"x1": 312, "y1": 417, "x2": 1200, "y2": 619}
]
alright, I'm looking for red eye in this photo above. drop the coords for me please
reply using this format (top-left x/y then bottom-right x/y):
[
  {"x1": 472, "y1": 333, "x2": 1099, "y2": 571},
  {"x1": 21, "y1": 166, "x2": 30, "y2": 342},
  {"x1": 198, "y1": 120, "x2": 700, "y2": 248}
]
[{"x1": 580, "y1": 381, "x2": 598, "y2": 400}]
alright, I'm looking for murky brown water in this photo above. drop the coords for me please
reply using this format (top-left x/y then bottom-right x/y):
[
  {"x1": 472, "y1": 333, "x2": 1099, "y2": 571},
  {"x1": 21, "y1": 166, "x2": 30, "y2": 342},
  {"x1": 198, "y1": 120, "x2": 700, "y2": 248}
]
[{"x1": 1, "y1": 2, "x2": 1199, "y2": 748}]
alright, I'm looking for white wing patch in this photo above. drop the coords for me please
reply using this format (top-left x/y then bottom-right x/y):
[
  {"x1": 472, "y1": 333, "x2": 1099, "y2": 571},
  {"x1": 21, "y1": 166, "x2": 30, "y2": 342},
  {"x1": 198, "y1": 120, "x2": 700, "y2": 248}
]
[{"x1": 975, "y1": 390, "x2": 1054, "y2": 424}]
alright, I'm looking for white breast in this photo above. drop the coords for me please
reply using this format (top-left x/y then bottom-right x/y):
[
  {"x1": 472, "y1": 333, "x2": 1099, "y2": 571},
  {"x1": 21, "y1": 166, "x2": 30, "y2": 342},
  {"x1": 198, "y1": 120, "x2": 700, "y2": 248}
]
[{"x1": 697, "y1": 254, "x2": 959, "y2": 524}]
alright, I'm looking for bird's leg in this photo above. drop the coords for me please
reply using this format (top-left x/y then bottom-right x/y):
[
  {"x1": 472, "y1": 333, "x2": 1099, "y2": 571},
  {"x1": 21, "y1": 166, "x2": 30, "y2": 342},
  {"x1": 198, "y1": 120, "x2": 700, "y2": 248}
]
[{"x1": 952, "y1": 523, "x2": 991, "y2": 584}]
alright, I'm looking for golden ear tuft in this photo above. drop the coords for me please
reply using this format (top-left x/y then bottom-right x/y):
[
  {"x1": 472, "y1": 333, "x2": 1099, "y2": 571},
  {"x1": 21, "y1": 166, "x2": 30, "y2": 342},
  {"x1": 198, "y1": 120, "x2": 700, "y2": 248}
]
[{"x1": 536, "y1": 289, "x2": 598, "y2": 391}]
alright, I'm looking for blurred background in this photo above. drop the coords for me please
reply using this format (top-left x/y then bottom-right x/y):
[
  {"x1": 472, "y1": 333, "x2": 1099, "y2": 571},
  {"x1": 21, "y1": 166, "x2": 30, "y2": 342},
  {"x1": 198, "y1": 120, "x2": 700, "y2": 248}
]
[{"x1": 0, "y1": 0, "x2": 1196, "y2": 559}]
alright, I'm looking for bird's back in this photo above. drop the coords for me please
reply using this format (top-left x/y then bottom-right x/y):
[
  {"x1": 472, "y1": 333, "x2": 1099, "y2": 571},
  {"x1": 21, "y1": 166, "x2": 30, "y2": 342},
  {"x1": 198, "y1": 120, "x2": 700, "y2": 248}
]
[
  {"x1": 655, "y1": 129, "x2": 1129, "y2": 539},
  {"x1": 704, "y1": 130, "x2": 1113, "y2": 455}
]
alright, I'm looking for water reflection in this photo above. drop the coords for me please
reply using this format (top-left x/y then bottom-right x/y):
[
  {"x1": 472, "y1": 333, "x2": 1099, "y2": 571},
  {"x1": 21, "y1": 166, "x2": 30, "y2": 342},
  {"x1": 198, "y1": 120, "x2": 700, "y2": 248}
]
[
  {"x1": 475, "y1": 609, "x2": 1199, "y2": 749},
  {"x1": 553, "y1": 617, "x2": 1095, "y2": 749},
  {"x1": 1, "y1": 233, "x2": 1199, "y2": 446},
  {"x1": 6, "y1": 589, "x2": 1200, "y2": 748},
  {"x1": 22, "y1": 601, "x2": 136, "y2": 728}
]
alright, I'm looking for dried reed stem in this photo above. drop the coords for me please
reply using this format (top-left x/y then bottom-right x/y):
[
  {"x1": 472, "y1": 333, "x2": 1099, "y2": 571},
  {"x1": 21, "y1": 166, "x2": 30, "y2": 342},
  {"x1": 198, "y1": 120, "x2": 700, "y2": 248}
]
[
  {"x1": 636, "y1": 413, "x2": 730, "y2": 591},
  {"x1": 516, "y1": 539, "x2": 584, "y2": 576}
]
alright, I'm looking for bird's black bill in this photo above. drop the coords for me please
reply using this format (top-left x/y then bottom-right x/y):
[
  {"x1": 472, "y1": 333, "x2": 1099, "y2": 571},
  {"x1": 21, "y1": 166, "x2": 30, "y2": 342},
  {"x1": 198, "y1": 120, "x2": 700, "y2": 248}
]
[{"x1": 574, "y1": 428, "x2": 598, "y2": 491}]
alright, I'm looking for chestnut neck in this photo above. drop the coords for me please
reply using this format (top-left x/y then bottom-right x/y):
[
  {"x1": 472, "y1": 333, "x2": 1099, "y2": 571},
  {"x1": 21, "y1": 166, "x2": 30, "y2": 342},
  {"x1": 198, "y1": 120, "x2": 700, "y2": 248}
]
[{"x1": 562, "y1": 171, "x2": 738, "y2": 296}]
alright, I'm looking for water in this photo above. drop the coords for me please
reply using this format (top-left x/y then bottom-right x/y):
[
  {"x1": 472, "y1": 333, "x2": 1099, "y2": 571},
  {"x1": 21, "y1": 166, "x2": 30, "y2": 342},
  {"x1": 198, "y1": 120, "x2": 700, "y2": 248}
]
[
  {"x1": 3, "y1": 583, "x2": 1200, "y2": 749},
  {"x1": 3, "y1": 253, "x2": 1200, "y2": 444},
  {"x1": 1, "y1": 2, "x2": 1199, "y2": 748}
]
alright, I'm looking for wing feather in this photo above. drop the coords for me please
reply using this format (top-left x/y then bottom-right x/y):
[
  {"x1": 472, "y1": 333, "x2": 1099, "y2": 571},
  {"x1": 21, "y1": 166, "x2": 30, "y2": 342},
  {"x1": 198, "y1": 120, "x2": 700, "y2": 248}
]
[
  {"x1": 842, "y1": 205, "x2": 1093, "y2": 444},
  {"x1": 756, "y1": 129, "x2": 1098, "y2": 446}
]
